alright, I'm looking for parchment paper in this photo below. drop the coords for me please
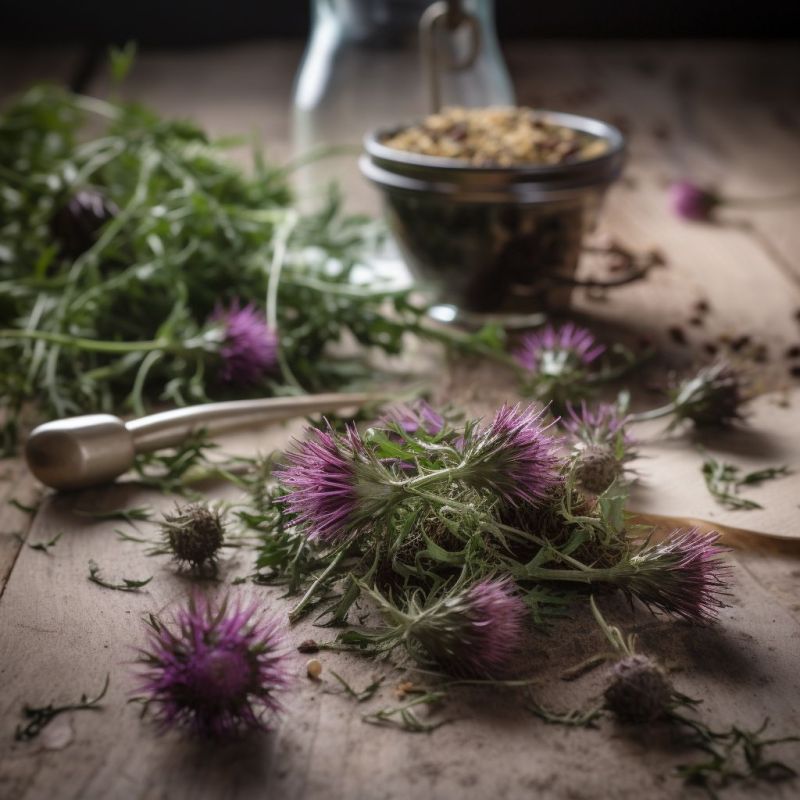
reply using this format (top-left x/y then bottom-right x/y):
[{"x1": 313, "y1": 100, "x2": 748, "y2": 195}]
[{"x1": 629, "y1": 389, "x2": 800, "y2": 539}]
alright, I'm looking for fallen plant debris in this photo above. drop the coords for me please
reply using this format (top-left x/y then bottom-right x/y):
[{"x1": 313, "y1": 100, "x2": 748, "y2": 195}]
[
  {"x1": 700, "y1": 453, "x2": 791, "y2": 511},
  {"x1": 15, "y1": 675, "x2": 110, "y2": 742},
  {"x1": 27, "y1": 531, "x2": 63, "y2": 554},
  {"x1": 87, "y1": 559, "x2": 153, "y2": 592}
]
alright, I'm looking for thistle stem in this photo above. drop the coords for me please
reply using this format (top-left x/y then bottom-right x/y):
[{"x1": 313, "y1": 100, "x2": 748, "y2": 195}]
[
  {"x1": 0, "y1": 329, "x2": 216, "y2": 357},
  {"x1": 288, "y1": 547, "x2": 348, "y2": 624},
  {"x1": 629, "y1": 402, "x2": 676, "y2": 423}
]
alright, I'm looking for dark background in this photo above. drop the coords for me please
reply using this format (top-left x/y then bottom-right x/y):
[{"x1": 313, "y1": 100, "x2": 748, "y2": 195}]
[{"x1": 2, "y1": 0, "x2": 800, "y2": 43}]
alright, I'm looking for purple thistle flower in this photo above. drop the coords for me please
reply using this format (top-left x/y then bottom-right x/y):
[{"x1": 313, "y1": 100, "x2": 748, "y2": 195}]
[
  {"x1": 564, "y1": 402, "x2": 636, "y2": 493},
  {"x1": 669, "y1": 180, "x2": 719, "y2": 222},
  {"x1": 276, "y1": 424, "x2": 394, "y2": 543},
  {"x1": 623, "y1": 528, "x2": 732, "y2": 623},
  {"x1": 564, "y1": 401, "x2": 633, "y2": 449},
  {"x1": 515, "y1": 323, "x2": 605, "y2": 374},
  {"x1": 133, "y1": 594, "x2": 290, "y2": 737},
  {"x1": 406, "y1": 578, "x2": 528, "y2": 677},
  {"x1": 209, "y1": 300, "x2": 278, "y2": 385},
  {"x1": 462, "y1": 404, "x2": 563, "y2": 507},
  {"x1": 382, "y1": 400, "x2": 445, "y2": 438}
]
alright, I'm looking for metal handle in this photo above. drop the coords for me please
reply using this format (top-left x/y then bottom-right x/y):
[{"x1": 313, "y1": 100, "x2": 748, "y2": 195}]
[{"x1": 420, "y1": 0, "x2": 483, "y2": 113}]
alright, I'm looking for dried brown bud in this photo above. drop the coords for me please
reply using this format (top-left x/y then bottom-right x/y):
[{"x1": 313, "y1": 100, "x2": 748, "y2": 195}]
[
  {"x1": 604, "y1": 655, "x2": 674, "y2": 724},
  {"x1": 160, "y1": 503, "x2": 225, "y2": 569}
]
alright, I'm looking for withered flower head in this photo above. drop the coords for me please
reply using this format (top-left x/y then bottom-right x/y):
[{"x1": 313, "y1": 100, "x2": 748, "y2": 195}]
[
  {"x1": 160, "y1": 503, "x2": 225, "y2": 569},
  {"x1": 670, "y1": 361, "x2": 746, "y2": 428},
  {"x1": 604, "y1": 654, "x2": 675, "y2": 724}
]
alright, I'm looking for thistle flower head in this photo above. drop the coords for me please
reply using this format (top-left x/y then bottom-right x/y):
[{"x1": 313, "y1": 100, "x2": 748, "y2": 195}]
[
  {"x1": 564, "y1": 401, "x2": 633, "y2": 449},
  {"x1": 276, "y1": 423, "x2": 394, "y2": 543},
  {"x1": 382, "y1": 400, "x2": 445, "y2": 438},
  {"x1": 133, "y1": 594, "x2": 290, "y2": 737},
  {"x1": 515, "y1": 323, "x2": 605, "y2": 375},
  {"x1": 401, "y1": 578, "x2": 527, "y2": 677},
  {"x1": 603, "y1": 654, "x2": 674, "y2": 723},
  {"x1": 573, "y1": 444, "x2": 623, "y2": 494},
  {"x1": 209, "y1": 300, "x2": 278, "y2": 385},
  {"x1": 669, "y1": 180, "x2": 719, "y2": 222},
  {"x1": 462, "y1": 403, "x2": 563, "y2": 507},
  {"x1": 670, "y1": 361, "x2": 746, "y2": 428},
  {"x1": 624, "y1": 528, "x2": 732, "y2": 622},
  {"x1": 565, "y1": 402, "x2": 635, "y2": 494},
  {"x1": 160, "y1": 503, "x2": 225, "y2": 569}
]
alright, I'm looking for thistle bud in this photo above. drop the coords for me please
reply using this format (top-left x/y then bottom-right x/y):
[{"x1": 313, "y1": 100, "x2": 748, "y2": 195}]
[
  {"x1": 160, "y1": 504, "x2": 225, "y2": 569},
  {"x1": 603, "y1": 654, "x2": 674, "y2": 724},
  {"x1": 670, "y1": 361, "x2": 746, "y2": 428},
  {"x1": 574, "y1": 444, "x2": 621, "y2": 494}
]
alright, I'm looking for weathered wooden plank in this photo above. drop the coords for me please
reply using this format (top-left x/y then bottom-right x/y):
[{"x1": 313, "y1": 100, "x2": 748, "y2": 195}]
[{"x1": 0, "y1": 462, "x2": 42, "y2": 596}]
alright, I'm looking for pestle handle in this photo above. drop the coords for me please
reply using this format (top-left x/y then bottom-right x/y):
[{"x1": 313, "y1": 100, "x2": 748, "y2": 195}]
[{"x1": 25, "y1": 393, "x2": 375, "y2": 491}]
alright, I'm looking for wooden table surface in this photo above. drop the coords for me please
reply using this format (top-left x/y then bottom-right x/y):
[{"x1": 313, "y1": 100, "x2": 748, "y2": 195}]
[{"x1": 1, "y1": 40, "x2": 799, "y2": 800}]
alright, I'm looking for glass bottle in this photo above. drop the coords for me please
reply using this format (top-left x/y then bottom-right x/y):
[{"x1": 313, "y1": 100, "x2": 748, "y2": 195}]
[{"x1": 291, "y1": 0, "x2": 514, "y2": 212}]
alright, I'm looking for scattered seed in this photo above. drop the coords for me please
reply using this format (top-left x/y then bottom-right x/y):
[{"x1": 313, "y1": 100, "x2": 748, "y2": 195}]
[
  {"x1": 730, "y1": 335, "x2": 751, "y2": 352},
  {"x1": 694, "y1": 299, "x2": 711, "y2": 314},
  {"x1": 752, "y1": 345, "x2": 769, "y2": 364},
  {"x1": 786, "y1": 345, "x2": 800, "y2": 359},
  {"x1": 704, "y1": 342, "x2": 719, "y2": 356},
  {"x1": 688, "y1": 316, "x2": 704, "y2": 327},
  {"x1": 306, "y1": 659, "x2": 323, "y2": 680},
  {"x1": 668, "y1": 326, "x2": 688, "y2": 346},
  {"x1": 298, "y1": 639, "x2": 319, "y2": 654}
]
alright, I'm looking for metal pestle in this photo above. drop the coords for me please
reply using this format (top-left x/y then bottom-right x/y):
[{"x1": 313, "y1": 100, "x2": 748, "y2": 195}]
[{"x1": 25, "y1": 392, "x2": 374, "y2": 491}]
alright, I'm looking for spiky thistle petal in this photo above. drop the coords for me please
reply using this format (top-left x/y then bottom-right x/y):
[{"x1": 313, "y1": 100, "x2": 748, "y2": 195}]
[
  {"x1": 275, "y1": 423, "x2": 395, "y2": 543},
  {"x1": 209, "y1": 300, "x2": 278, "y2": 385},
  {"x1": 382, "y1": 400, "x2": 445, "y2": 438},
  {"x1": 402, "y1": 578, "x2": 528, "y2": 677},
  {"x1": 564, "y1": 401, "x2": 636, "y2": 494},
  {"x1": 515, "y1": 323, "x2": 605, "y2": 374},
  {"x1": 461, "y1": 403, "x2": 563, "y2": 507},
  {"x1": 564, "y1": 401, "x2": 633, "y2": 449},
  {"x1": 623, "y1": 528, "x2": 732, "y2": 622},
  {"x1": 133, "y1": 594, "x2": 290, "y2": 737}
]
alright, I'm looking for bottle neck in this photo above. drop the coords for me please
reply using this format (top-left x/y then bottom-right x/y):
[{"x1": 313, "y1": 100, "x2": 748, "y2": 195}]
[{"x1": 312, "y1": 0, "x2": 496, "y2": 44}]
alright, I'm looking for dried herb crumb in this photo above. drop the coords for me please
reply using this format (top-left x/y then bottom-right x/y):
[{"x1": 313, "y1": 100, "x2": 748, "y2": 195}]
[
  {"x1": 668, "y1": 326, "x2": 688, "y2": 346},
  {"x1": 694, "y1": 300, "x2": 711, "y2": 314},
  {"x1": 730, "y1": 335, "x2": 751, "y2": 352}
]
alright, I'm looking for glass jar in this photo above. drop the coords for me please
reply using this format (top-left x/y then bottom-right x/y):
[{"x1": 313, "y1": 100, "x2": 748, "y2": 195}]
[{"x1": 291, "y1": 0, "x2": 514, "y2": 212}]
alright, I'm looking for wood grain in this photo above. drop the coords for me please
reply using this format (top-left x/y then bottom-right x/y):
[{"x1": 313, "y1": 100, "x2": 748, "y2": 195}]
[{"x1": 1, "y1": 41, "x2": 800, "y2": 800}]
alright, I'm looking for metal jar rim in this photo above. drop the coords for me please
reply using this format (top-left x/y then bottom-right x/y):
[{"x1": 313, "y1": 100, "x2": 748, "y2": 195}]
[{"x1": 361, "y1": 109, "x2": 626, "y2": 203}]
